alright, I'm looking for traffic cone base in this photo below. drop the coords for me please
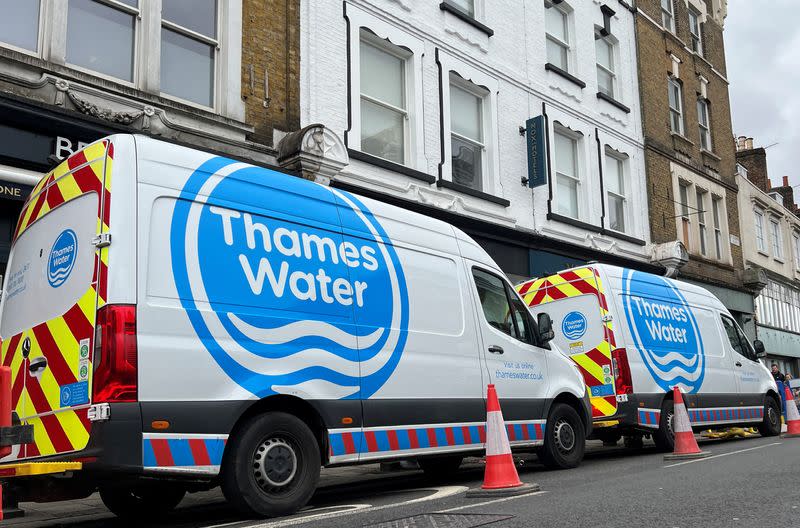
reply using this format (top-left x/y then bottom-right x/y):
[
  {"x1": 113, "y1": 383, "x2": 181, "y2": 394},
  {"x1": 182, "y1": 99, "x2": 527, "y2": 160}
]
[
  {"x1": 782, "y1": 386, "x2": 800, "y2": 438},
  {"x1": 466, "y1": 384, "x2": 540, "y2": 498},
  {"x1": 664, "y1": 386, "x2": 710, "y2": 460}
]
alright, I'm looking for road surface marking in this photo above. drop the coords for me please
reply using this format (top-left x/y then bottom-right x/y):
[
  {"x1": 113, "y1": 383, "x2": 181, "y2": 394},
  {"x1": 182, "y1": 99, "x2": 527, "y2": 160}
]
[
  {"x1": 436, "y1": 490, "x2": 547, "y2": 513},
  {"x1": 242, "y1": 485, "x2": 469, "y2": 528},
  {"x1": 663, "y1": 442, "x2": 782, "y2": 468}
]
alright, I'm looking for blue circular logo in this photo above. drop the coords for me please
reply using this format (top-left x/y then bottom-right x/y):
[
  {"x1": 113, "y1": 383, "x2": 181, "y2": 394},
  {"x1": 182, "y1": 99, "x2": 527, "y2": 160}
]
[
  {"x1": 562, "y1": 311, "x2": 587, "y2": 340},
  {"x1": 48, "y1": 229, "x2": 78, "y2": 288},
  {"x1": 170, "y1": 158, "x2": 409, "y2": 399},
  {"x1": 621, "y1": 270, "x2": 705, "y2": 393}
]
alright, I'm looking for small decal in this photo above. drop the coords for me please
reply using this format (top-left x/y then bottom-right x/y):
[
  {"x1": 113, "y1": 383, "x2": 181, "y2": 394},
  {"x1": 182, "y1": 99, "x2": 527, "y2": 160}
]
[
  {"x1": 60, "y1": 381, "x2": 89, "y2": 408},
  {"x1": 78, "y1": 338, "x2": 90, "y2": 381},
  {"x1": 562, "y1": 311, "x2": 587, "y2": 340},
  {"x1": 616, "y1": 394, "x2": 629, "y2": 403},
  {"x1": 590, "y1": 384, "x2": 615, "y2": 397},
  {"x1": 568, "y1": 341, "x2": 584, "y2": 355},
  {"x1": 48, "y1": 229, "x2": 78, "y2": 288}
]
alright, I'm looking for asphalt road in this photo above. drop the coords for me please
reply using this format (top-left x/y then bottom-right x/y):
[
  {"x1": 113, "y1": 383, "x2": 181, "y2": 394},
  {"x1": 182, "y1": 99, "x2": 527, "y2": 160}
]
[{"x1": 7, "y1": 435, "x2": 799, "y2": 528}]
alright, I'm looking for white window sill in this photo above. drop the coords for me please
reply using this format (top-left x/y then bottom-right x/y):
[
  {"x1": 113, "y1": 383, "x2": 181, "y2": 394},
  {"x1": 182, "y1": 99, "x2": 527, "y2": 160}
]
[
  {"x1": 774, "y1": 257, "x2": 785, "y2": 264},
  {"x1": 757, "y1": 250, "x2": 770, "y2": 257}
]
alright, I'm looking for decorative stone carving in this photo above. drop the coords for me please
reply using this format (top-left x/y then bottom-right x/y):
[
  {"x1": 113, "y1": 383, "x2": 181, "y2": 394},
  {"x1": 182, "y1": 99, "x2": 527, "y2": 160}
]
[
  {"x1": 67, "y1": 91, "x2": 143, "y2": 125},
  {"x1": 277, "y1": 124, "x2": 349, "y2": 185},
  {"x1": 651, "y1": 240, "x2": 689, "y2": 277}
]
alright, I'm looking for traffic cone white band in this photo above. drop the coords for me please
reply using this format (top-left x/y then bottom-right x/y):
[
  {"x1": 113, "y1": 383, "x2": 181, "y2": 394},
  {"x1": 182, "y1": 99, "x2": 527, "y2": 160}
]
[
  {"x1": 673, "y1": 402, "x2": 692, "y2": 432},
  {"x1": 486, "y1": 411, "x2": 511, "y2": 456},
  {"x1": 787, "y1": 395, "x2": 800, "y2": 422}
]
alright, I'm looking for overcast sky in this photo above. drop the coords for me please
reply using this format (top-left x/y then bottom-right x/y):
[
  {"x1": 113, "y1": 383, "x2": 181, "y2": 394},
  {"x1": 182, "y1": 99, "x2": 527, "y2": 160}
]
[{"x1": 726, "y1": 0, "x2": 800, "y2": 189}]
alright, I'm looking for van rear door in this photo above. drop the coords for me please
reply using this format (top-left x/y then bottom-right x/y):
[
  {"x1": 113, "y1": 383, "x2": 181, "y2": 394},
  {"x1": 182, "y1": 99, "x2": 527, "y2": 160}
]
[
  {"x1": 516, "y1": 266, "x2": 618, "y2": 419},
  {"x1": 0, "y1": 140, "x2": 112, "y2": 460}
]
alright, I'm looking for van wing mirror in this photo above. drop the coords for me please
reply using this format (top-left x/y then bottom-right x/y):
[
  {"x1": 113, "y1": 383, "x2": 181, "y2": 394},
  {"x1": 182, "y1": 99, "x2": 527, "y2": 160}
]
[
  {"x1": 537, "y1": 313, "x2": 555, "y2": 346},
  {"x1": 753, "y1": 339, "x2": 766, "y2": 358}
]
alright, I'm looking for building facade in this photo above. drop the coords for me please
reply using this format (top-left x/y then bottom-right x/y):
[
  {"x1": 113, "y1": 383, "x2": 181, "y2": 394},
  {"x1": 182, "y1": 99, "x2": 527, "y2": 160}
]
[
  {"x1": 300, "y1": 0, "x2": 656, "y2": 284},
  {"x1": 736, "y1": 138, "x2": 800, "y2": 376},
  {"x1": 635, "y1": 0, "x2": 757, "y2": 336},
  {"x1": 0, "y1": 0, "x2": 300, "y2": 276}
]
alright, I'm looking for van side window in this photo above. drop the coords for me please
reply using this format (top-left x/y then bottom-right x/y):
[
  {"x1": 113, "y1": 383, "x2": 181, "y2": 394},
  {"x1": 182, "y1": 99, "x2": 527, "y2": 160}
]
[
  {"x1": 721, "y1": 315, "x2": 755, "y2": 361},
  {"x1": 472, "y1": 268, "x2": 534, "y2": 345}
]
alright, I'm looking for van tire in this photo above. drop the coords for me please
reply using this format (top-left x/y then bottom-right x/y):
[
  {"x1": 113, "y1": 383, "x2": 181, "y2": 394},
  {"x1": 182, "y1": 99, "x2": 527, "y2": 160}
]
[
  {"x1": 99, "y1": 483, "x2": 185, "y2": 519},
  {"x1": 419, "y1": 455, "x2": 463, "y2": 479},
  {"x1": 539, "y1": 403, "x2": 585, "y2": 469},
  {"x1": 653, "y1": 399, "x2": 674, "y2": 452},
  {"x1": 758, "y1": 396, "x2": 782, "y2": 437},
  {"x1": 221, "y1": 412, "x2": 320, "y2": 518}
]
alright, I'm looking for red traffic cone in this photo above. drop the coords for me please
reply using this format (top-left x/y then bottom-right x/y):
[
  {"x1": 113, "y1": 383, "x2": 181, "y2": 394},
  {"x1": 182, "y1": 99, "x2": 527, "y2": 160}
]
[
  {"x1": 466, "y1": 384, "x2": 539, "y2": 497},
  {"x1": 783, "y1": 385, "x2": 800, "y2": 437},
  {"x1": 664, "y1": 386, "x2": 710, "y2": 460}
]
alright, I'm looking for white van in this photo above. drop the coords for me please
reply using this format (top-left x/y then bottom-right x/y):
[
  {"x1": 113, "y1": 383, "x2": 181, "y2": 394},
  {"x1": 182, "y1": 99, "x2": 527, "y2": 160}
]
[
  {"x1": 516, "y1": 264, "x2": 780, "y2": 449},
  {"x1": 0, "y1": 135, "x2": 589, "y2": 518}
]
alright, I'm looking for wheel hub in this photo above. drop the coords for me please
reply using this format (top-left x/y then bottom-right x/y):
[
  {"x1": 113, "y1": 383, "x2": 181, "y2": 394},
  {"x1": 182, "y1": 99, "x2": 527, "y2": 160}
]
[
  {"x1": 253, "y1": 438, "x2": 298, "y2": 490},
  {"x1": 554, "y1": 419, "x2": 576, "y2": 454}
]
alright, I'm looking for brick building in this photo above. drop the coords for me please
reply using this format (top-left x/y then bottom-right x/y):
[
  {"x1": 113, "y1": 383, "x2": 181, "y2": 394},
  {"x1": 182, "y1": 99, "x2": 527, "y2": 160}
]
[
  {"x1": 635, "y1": 0, "x2": 758, "y2": 336},
  {"x1": 736, "y1": 137, "x2": 800, "y2": 375},
  {"x1": 0, "y1": 0, "x2": 299, "y2": 276}
]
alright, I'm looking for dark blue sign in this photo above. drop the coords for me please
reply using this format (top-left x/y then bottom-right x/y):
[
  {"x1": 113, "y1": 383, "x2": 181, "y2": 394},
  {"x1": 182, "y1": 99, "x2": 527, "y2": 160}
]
[
  {"x1": 60, "y1": 381, "x2": 89, "y2": 408},
  {"x1": 526, "y1": 116, "x2": 547, "y2": 188}
]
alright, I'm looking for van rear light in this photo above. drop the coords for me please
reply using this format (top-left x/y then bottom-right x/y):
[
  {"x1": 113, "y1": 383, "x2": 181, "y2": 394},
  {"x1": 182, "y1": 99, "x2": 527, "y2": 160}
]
[
  {"x1": 93, "y1": 304, "x2": 138, "y2": 403},
  {"x1": 611, "y1": 347, "x2": 633, "y2": 395}
]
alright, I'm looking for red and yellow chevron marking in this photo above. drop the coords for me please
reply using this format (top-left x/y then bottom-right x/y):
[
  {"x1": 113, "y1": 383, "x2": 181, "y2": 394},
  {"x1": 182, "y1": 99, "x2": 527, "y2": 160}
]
[
  {"x1": 517, "y1": 267, "x2": 618, "y2": 418},
  {"x1": 2, "y1": 139, "x2": 113, "y2": 459}
]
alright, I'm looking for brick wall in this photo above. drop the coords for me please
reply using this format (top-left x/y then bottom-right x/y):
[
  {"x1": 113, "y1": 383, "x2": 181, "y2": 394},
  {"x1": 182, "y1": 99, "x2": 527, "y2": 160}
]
[
  {"x1": 241, "y1": 0, "x2": 301, "y2": 147},
  {"x1": 736, "y1": 147, "x2": 770, "y2": 192},
  {"x1": 637, "y1": 0, "x2": 744, "y2": 290}
]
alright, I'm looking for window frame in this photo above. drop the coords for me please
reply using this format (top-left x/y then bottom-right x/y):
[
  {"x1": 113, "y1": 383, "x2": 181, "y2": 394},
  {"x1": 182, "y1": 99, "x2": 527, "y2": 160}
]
[
  {"x1": 696, "y1": 188, "x2": 707, "y2": 257},
  {"x1": 358, "y1": 31, "x2": 411, "y2": 166},
  {"x1": 688, "y1": 7, "x2": 703, "y2": 56},
  {"x1": 449, "y1": 74, "x2": 489, "y2": 192},
  {"x1": 471, "y1": 266, "x2": 538, "y2": 346},
  {"x1": 595, "y1": 30, "x2": 617, "y2": 99},
  {"x1": 668, "y1": 77, "x2": 684, "y2": 135},
  {"x1": 721, "y1": 314, "x2": 757, "y2": 362},
  {"x1": 755, "y1": 209, "x2": 767, "y2": 253},
  {"x1": 544, "y1": 0, "x2": 572, "y2": 72},
  {"x1": 553, "y1": 124, "x2": 583, "y2": 220},
  {"x1": 697, "y1": 98, "x2": 711, "y2": 151},
  {"x1": 770, "y1": 218, "x2": 784, "y2": 260},
  {"x1": 679, "y1": 181, "x2": 691, "y2": 250},
  {"x1": 661, "y1": 0, "x2": 675, "y2": 33},
  {"x1": 0, "y1": 0, "x2": 45, "y2": 57},
  {"x1": 712, "y1": 195, "x2": 723, "y2": 260},
  {"x1": 605, "y1": 148, "x2": 628, "y2": 234}
]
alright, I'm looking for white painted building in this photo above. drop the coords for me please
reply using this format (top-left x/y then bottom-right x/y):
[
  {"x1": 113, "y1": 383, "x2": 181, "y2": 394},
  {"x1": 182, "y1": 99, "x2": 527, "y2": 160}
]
[{"x1": 299, "y1": 0, "x2": 654, "y2": 281}]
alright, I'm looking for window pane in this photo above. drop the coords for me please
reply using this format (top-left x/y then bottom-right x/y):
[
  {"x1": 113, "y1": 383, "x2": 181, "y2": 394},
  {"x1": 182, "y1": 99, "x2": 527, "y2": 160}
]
[
  {"x1": 557, "y1": 174, "x2": 578, "y2": 218},
  {"x1": 449, "y1": 0, "x2": 475, "y2": 16},
  {"x1": 609, "y1": 194, "x2": 625, "y2": 232},
  {"x1": 547, "y1": 39, "x2": 568, "y2": 70},
  {"x1": 679, "y1": 184, "x2": 689, "y2": 216},
  {"x1": 450, "y1": 85, "x2": 482, "y2": 141},
  {"x1": 596, "y1": 37, "x2": 612, "y2": 71},
  {"x1": 597, "y1": 68, "x2": 613, "y2": 97},
  {"x1": 473, "y1": 270, "x2": 515, "y2": 337},
  {"x1": 669, "y1": 81, "x2": 680, "y2": 109},
  {"x1": 163, "y1": 0, "x2": 217, "y2": 37},
  {"x1": 606, "y1": 155, "x2": 623, "y2": 194},
  {"x1": 545, "y1": 5, "x2": 567, "y2": 42},
  {"x1": 451, "y1": 136, "x2": 482, "y2": 190},
  {"x1": 0, "y1": 0, "x2": 40, "y2": 52},
  {"x1": 697, "y1": 100, "x2": 708, "y2": 126},
  {"x1": 360, "y1": 41, "x2": 404, "y2": 109},
  {"x1": 555, "y1": 132, "x2": 576, "y2": 178},
  {"x1": 67, "y1": 0, "x2": 135, "y2": 81},
  {"x1": 721, "y1": 316, "x2": 745, "y2": 357},
  {"x1": 361, "y1": 98, "x2": 404, "y2": 164},
  {"x1": 696, "y1": 190, "x2": 705, "y2": 223},
  {"x1": 712, "y1": 198, "x2": 721, "y2": 228},
  {"x1": 161, "y1": 27, "x2": 214, "y2": 106}
]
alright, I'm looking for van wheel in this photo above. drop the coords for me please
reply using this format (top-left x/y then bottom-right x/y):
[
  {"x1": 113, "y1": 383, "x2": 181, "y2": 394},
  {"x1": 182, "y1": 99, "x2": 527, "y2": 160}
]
[
  {"x1": 758, "y1": 396, "x2": 781, "y2": 437},
  {"x1": 539, "y1": 403, "x2": 585, "y2": 469},
  {"x1": 418, "y1": 455, "x2": 463, "y2": 479},
  {"x1": 99, "y1": 483, "x2": 185, "y2": 518},
  {"x1": 653, "y1": 400, "x2": 674, "y2": 452},
  {"x1": 221, "y1": 412, "x2": 320, "y2": 518}
]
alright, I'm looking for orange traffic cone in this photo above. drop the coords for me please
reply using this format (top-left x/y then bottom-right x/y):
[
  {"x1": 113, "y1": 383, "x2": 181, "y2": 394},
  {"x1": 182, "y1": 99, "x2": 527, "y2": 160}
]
[
  {"x1": 664, "y1": 386, "x2": 711, "y2": 460},
  {"x1": 783, "y1": 385, "x2": 800, "y2": 438},
  {"x1": 466, "y1": 384, "x2": 539, "y2": 497}
]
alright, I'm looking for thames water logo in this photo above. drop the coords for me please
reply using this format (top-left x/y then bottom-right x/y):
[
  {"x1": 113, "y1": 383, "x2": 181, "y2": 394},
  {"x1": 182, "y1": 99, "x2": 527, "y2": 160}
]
[
  {"x1": 48, "y1": 229, "x2": 78, "y2": 288},
  {"x1": 562, "y1": 311, "x2": 587, "y2": 341},
  {"x1": 171, "y1": 158, "x2": 409, "y2": 400},
  {"x1": 621, "y1": 270, "x2": 705, "y2": 393}
]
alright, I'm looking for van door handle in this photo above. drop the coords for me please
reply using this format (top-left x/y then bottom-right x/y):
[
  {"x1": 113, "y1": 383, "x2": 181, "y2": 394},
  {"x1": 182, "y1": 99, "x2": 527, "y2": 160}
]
[
  {"x1": 735, "y1": 361, "x2": 742, "y2": 367},
  {"x1": 488, "y1": 346, "x2": 504, "y2": 355},
  {"x1": 29, "y1": 356, "x2": 48, "y2": 376}
]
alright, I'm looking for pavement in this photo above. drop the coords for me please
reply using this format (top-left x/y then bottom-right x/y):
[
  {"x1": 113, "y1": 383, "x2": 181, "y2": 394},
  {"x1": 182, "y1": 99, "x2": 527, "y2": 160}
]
[{"x1": 4, "y1": 434, "x2": 799, "y2": 528}]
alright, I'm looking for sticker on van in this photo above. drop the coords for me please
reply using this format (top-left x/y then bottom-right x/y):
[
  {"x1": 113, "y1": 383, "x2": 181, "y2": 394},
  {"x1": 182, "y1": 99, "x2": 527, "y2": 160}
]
[
  {"x1": 170, "y1": 158, "x2": 409, "y2": 400},
  {"x1": 48, "y1": 229, "x2": 78, "y2": 288},
  {"x1": 562, "y1": 311, "x2": 587, "y2": 340},
  {"x1": 621, "y1": 270, "x2": 705, "y2": 393}
]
